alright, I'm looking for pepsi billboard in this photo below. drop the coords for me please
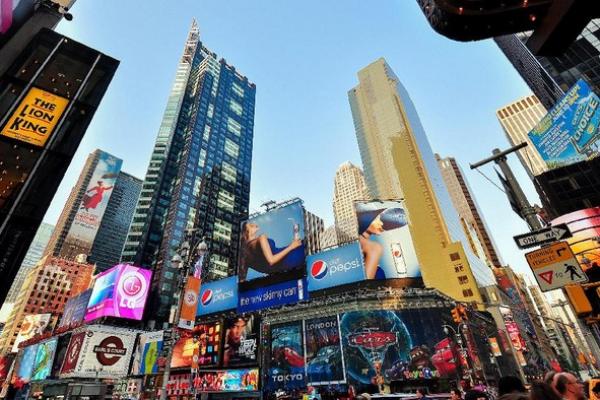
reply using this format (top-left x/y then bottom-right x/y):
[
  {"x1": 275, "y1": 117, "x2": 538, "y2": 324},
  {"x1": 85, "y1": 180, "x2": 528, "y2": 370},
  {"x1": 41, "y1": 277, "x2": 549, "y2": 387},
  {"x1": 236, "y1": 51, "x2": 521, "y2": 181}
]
[
  {"x1": 197, "y1": 276, "x2": 238, "y2": 316},
  {"x1": 238, "y1": 278, "x2": 308, "y2": 314},
  {"x1": 307, "y1": 242, "x2": 365, "y2": 291}
]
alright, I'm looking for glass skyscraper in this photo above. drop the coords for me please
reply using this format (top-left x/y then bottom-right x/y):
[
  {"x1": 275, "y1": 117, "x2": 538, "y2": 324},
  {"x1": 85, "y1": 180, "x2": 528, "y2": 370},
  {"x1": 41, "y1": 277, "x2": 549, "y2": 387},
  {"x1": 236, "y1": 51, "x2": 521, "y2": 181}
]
[{"x1": 122, "y1": 20, "x2": 255, "y2": 320}]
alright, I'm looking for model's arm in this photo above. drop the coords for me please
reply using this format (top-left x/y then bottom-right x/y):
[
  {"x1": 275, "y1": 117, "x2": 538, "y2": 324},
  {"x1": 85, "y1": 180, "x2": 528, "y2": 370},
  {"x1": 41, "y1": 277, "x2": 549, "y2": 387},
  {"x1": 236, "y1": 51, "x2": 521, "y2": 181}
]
[{"x1": 259, "y1": 235, "x2": 301, "y2": 266}]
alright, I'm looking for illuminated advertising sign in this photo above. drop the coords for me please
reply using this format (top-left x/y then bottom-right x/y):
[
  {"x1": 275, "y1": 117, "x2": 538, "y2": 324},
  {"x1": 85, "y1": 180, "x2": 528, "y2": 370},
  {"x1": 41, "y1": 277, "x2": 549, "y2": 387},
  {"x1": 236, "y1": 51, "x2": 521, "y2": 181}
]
[
  {"x1": 239, "y1": 201, "x2": 306, "y2": 282},
  {"x1": 223, "y1": 315, "x2": 259, "y2": 367},
  {"x1": 307, "y1": 242, "x2": 365, "y2": 291},
  {"x1": 529, "y1": 79, "x2": 600, "y2": 169},
  {"x1": 552, "y1": 207, "x2": 600, "y2": 272},
  {"x1": 171, "y1": 322, "x2": 221, "y2": 369},
  {"x1": 85, "y1": 264, "x2": 152, "y2": 322},
  {"x1": 355, "y1": 200, "x2": 421, "y2": 279},
  {"x1": 12, "y1": 313, "x2": 51, "y2": 352},
  {"x1": 61, "y1": 151, "x2": 122, "y2": 258},
  {"x1": 131, "y1": 331, "x2": 163, "y2": 375},
  {"x1": 51, "y1": 333, "x2": 71, "y2": 378},
  {"x1": 16, "y1": 344, "x2": 38, "y2": 382},
  {"x1": 304, "y1": 316, "x2": 345, "y2": 385},
  {"x1": 31, "y1": 338, "x2": 57, "y2": 381},
  {"x1": 269, "y1": 323, "x2": 305, "y2": 390},
  {"x1": 194, "y1": 369, "x2": 260, "y2": 392},
  {"x1": 0, "y1": 87, "x2": 69, "y2": 147},
  {"x1": 179, "y1": 277, "x2": 200, "y2": 329},
  {"x1": 238, "y1": 278, "x2": 308, "y2": 314},
  {"x1": 58, "y1": 289, "x2": 92, "y2": 328},
  {"x1": 197, "y1": 276, "x2": 238, "y2": 316}
]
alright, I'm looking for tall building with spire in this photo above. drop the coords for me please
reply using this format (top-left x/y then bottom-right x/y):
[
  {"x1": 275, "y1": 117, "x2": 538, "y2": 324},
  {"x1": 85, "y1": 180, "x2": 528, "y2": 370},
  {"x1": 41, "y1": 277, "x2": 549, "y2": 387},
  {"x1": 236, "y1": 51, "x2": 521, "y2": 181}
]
[
  {"x1": 332, "y1": 161, "x2": 370, "y2": 243},
  {"x1": 121, "y1": 21, "x2": 255, "y2": 320},
  {"x1": 348, "y1": 58, "x2": 495, "y2": 304}
]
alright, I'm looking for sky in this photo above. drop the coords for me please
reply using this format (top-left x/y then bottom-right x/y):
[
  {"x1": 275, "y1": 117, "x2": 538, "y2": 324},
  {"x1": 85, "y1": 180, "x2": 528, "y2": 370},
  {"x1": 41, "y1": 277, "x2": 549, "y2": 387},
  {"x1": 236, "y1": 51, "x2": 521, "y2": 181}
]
[{"x1": 49, "y1": 0, "x2": 540, "y2": 278}]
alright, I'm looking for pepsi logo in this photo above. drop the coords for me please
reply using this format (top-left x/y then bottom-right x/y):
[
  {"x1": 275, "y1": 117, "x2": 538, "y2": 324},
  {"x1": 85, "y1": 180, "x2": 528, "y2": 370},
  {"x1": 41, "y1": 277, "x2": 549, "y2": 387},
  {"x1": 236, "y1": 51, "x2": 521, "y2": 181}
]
[
  {"x1": 201, "y1": 289, "x2": 213, "y2": 305},
  {"x1": 310, "y1": 260, "x2": 327, "y2": 280}
]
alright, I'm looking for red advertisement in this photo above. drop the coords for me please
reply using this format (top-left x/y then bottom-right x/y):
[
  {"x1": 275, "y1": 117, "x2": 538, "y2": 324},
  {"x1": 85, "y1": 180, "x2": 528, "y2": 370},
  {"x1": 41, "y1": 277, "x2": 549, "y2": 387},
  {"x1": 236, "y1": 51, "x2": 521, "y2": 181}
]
[
  {"x1": 61, "y1": 332, "x2": 86, "y2": 375},
  {"x1": 505, "y1": 322, "x2": 525, "y2": 351},
  {"x1": 178, "y1": 277, "x2": 201, "y2": 330}
]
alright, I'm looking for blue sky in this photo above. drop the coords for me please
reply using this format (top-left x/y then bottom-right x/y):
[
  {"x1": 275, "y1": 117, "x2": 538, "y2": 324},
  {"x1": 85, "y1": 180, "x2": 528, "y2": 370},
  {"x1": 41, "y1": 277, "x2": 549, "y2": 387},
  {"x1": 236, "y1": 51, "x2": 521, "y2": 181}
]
[{"x1": 50, "y1": 0, "x2": 539, "y2": 278}]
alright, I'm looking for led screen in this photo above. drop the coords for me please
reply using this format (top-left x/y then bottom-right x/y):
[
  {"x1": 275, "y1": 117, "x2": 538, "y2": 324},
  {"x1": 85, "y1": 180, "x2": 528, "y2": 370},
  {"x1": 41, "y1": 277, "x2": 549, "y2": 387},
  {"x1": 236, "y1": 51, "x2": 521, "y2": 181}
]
[
  {"x1": 132, "y1": 331, "x2": 163, "y2": 375},
  {"x1": 269, "y1": 322, "x2": 305, "y2": 391},
  {"x1": 304, "y1": 316, "x2": 345, "y2": 385},
  {"x1": 31, "y1": 338, "x2": 57, "y2": 380},
  {"x1": 171, "y1": 322, "x2": 221, "y2": 368},
  {"x1": 59, "y1": 289, "x2": 92, "y2": 328},
  {"x1": 223, "y1": 315, "x2": 259, "y2": 367},
  {"x1": 307, "y1": 242, "x2": 365, "y2": 291}
]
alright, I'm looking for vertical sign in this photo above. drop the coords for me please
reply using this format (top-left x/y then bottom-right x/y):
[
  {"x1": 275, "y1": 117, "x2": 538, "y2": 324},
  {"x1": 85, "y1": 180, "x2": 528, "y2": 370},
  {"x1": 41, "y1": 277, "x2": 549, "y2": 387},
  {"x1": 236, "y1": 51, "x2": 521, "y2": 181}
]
[{"x1": 178, "y1": 277, "x2": 200, "y2": 330}]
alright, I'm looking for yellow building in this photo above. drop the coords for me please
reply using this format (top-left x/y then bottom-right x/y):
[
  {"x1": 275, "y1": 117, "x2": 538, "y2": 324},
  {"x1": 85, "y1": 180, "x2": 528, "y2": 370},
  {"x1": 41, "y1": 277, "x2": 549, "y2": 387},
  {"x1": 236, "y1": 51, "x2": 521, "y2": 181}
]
[{"x1": 348, "y1": 58, "x2": 495, "y2": 305}]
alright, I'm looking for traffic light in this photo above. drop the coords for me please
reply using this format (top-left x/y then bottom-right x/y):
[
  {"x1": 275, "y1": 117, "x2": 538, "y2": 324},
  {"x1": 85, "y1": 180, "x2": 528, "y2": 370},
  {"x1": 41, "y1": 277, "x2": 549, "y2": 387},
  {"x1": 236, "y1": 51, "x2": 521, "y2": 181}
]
[
  {"x1": 451, "y1": 304, "x2": 469, "y2": 323},
  {"x1": 451, "y1": 307, "x2": 461, "y2": 323}
]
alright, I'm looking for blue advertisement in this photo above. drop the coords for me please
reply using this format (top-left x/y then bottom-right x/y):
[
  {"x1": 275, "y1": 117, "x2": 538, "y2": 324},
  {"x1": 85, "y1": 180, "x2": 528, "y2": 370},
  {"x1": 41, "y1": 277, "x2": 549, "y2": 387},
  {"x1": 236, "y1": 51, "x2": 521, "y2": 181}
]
[
  {"x1": 269, "y1": 322, "x2": 305, "y2": 390},
  {"x1": 238, "y1": 279, "x2": 308, "y2": 314},
  {"x1": 355, "y1": 201, "x2": 421, "y2": 280},
  {"x1": 305, "y1": 316, "x2": 346, "y2": 385},
  {"x1": 238, "y1": 201, "x2": 306, "y2": 282},
  {"x1": 197, "y1": 276, "x2": 238, "y2": 316},
  {"x1": 32, "y1": 338, "x2": 57, "y2": 381},
  {"x1": 17, "y1": 343, "x2": 38, "y2": 381},
  {"x1": 307, "y1": 242, "x2": 365, "y2": 291},
  {"x1": 58, "y1": 289, "x2": 92, "y2": 328},
  {"x1": 529, "y1": 79, "x2": 600, "y2": 169}
]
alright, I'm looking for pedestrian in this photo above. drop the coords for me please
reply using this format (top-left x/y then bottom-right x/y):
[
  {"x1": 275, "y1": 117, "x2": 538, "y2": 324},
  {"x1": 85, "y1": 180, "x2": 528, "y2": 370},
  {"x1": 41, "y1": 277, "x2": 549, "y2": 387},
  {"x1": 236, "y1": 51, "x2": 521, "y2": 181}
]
[
  {"x1": 416, "y1": 388, "x2": 430, "y2": 400},
  {"x1": 498, "y1": 376, "x2": 527, "y2": 398},
  {"x1": 465, "y1": 390, "x2": 488, "y2": 400},
  {"x1": 530, "y1": 381, "x2": 562, "y2": 400},
  {"x1": 555, "y1": 373, "x2": 585, "y2": 400},
  {"x1": 450, "y1": 388, "x2": 463, "y2": 400}
]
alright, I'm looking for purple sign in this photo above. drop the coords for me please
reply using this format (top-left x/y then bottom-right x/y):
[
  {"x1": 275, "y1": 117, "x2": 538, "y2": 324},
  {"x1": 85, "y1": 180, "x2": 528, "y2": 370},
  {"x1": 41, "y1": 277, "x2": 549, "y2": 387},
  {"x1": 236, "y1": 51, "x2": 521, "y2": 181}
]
[{"x1": 85, "y1": 264, "x2": 152, "y2": 321}]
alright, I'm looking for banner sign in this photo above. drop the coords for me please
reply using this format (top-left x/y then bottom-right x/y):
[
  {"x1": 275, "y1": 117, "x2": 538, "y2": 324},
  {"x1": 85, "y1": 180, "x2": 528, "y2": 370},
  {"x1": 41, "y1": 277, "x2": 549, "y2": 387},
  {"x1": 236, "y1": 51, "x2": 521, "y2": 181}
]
[
  {"x1": 269, "y1": 323, "x2": 305, "y2": 390},
  {"x1": 304, "y1": 315, "x2": 346, "y2": 385},
  {"x1": 61, "y1": 331, "x2": 86, "y2": 375},
  {"x1": 132, "y1": 331, "x2": 163, "y2": 375},
  {"x1": 197, "y1": 276, "x2": 237, "y2": 316},
  {"x1": 238, "y1": 278, "x2": 308, "y2": 314},
  {"x1": 59, "y1": 289, "x2": 92, "y2": 328},
  {"x1": 488, "y1": 337, "x2": 502, "y2": 357},
  {"x1": 31, "y1": 338, "x2": 58, "y2": 381},
  {"x1": 179, "y1": 277, "x2": 200, "y2": 329},
  {"x1": 307, "y1": 242, "x2": 365, "y2": 291},
  {"x1": 223, "y1": 315, "x2": 259, "y2": 367},
  {"x1": 0, "y1": 87, "x2": 69, "y2": 147},
  {"x1": 13, "y1": 313, "x2": 51, "y2": 352}
]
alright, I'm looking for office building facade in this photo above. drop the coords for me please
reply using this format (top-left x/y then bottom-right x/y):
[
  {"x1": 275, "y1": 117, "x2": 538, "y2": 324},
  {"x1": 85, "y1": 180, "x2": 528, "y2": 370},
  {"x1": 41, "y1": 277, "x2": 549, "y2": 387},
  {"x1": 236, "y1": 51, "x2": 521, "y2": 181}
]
[{"x1": 332, "y1": 161, "x2": 370, "y2": 243}]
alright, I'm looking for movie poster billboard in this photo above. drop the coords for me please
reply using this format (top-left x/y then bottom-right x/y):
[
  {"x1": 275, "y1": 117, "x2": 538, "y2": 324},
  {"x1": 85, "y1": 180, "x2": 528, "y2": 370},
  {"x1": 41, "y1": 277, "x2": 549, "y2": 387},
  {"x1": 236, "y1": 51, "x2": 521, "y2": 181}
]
[
  {"x1": 197, "y1": 276, "x2": 238, "y2": 316},
  {"x1": 238, "y1": 200, "x2": 306, "y2": 282},
  {"x1": 269, "y1": 322, "x2": 305, "y2": 390},
  {"x1": 223, "y1": 315, "x2": 259, "y2": 367},
  {"x1": 60, "y1": 151, "x2": 122, "y2": 258},
  {"x1": 171, "y1": 322, "x2": 221, "y2": 368},
  {"x1": 304, "y1": 316, "x2": 345, "y2": 385},
  {"x1": 132, "y1": 331, "x2": 163, "y2": 375},
  {"x1": 355, "y1": 201, "x2": 420, "y2": 280},
  {"x1": 529, "y1": 79, "x2": 600, "y2": 169},
  {"x1": 193, "y1": 369, "x2": 260, "y2": 392},
  {"x1": 85, "y1": 264, "x2": 152, "y2": 322},
  {"x1": 307, "y1": 242, "x2": 365, "y2": 291},
  {"x1": 59, "y1": 289, "x2": 92, "y2": 328},
  {"x1": 12, "y1": 313, "x2": 52, "y2": 352},
  {"x1": 16, "y1": 344, "x2": 38, "y2": 381},
  {"x1": 31, "y1": 338, "x2": 58, "y2": 380},
  {"x1": 51, "y1": 333, "x2": 72, "y2": 378}
]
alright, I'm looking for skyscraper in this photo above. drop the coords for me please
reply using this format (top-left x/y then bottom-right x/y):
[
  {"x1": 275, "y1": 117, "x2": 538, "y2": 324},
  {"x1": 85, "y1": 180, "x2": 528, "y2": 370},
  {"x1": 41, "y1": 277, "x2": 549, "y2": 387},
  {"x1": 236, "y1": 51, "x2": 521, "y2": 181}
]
[
  {"x1": 333, "y1": 161, "x2": 370, "y2": 243},
  {"x1": 437, "y1": 155, "x2": 503, "y2": 268},
  {"x1": 349, "y1": 58, "x2": 495, "y2": 304},
  {"x1": 496, "y1": 95, "x2": 549, "y2": 178},
  {"x1": 122, "y1": 21, "x2": 255, "y2": 320}
]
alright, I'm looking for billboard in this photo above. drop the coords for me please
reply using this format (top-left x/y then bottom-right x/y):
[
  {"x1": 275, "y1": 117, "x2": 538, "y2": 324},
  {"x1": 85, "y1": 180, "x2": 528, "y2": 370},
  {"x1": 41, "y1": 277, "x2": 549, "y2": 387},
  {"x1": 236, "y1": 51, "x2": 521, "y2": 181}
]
[
  {"x1": 529, "y1": 79, "x2": 600, "y2": 169},
  {"x1": 61, "y1": 151, "x2": 122, "y2": 258},
  {"x1": 85, "y1": 264, "x2": 152, "y2": 322},
  {"x1": 193, "y1": 369, "x2": 260, "y2": 392},
  {"x1": 355, "y1": 201, "x2": 420, "y2": 279},
  {"x1": 59, "y1": 289, "x2": 92, "y2": 328},
  {"x1": 179, "y1": 276, "x2": 200, "y2": 329},
  {"x1": 238, "y1": 201, "x2": 306, "y2": 282},
  {"x1": 16, "y1": 344, "x2": 38, "y2": 382},
  {"x1": 0, "y1": 354, "x2": 15, "y2": 386},
  {"x1": 238, "y1": 278, "x2": 308, "y2": 314},
  {"x1": 552, "y1": 207, "x2": 600, "y2": 273},
  {"x1": 307, "y1": 242, "x2": 365, "y2": 291},
  {"x1": 171, "y1": 322, "x2": 221, "y2": 369},
  {"x1": 223, "y1": 315, "x2": 259, "y2": 367},
  {"x1": 51, "y1": 333, "x2": 72, "y2": 378},
  {"x1": 197, "y1": 276, "x2": 238, "y2": 316},
  {"x1": 61, "y1": 331, "x2": 86, "y2": 375},
  {"x1": 131, "y1": 331, "x2": 163, "y2": 375},
  {"x1": 31, "y1": 338, "x2": 58, "y2": 381},
  {"x1": 304, "y1": 316, "x2": 345, "y2": 385},
  {"x1": 269, "y1": 322, "x2": 305, "y2": 390},
  {"x1": 12, "y1": 313, "x2": 52, "y2": 352}
]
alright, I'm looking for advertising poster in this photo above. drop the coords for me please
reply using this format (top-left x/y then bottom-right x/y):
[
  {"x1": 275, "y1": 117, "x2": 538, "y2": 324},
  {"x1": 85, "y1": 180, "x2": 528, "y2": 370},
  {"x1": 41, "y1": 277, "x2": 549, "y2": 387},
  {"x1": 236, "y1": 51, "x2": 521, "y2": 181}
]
[
  {"x1": 85, "y1": 264, "x2": 152, "y2": 322},
  {"x1": 552, "y1": 207, "x2": 600, "y2": 273},
  {"x1": 307, "y1": 242, "x2": 365, "y2": 292},
  {"x1": 12, "y1": 313, "x2": 52, "y2": 352},
  {"x1": 61, "y1": 331, "x2": 85, "y2": 375},
  {"x1": 132, "y1": 331, "x2": 163, "y2": 375},
  {"x1": 60, "y1": 151, "x2": 122, "y2": 258},
  {"x1": 223, "y1": 315, "x2": 259, "y2": 367},
  {"x1": 304, "y1": 315, "x2": 345, "y2": 385},
  {"x1": 197, "y1": 276, "x2": 238, "y2": 316},
  {"x1": 16, "y1": 344, "x2": 38, "y2": 381},
  {"x1": 238, "y1": 201, "x2": 306, "y2": 282},
  {"x1": 238, "y1": 278, "x2": 308, "y2": 314},
  {"x1": 355, "y1": 201, "x2": 420, "y2": 280},
  {"x1": 171, "y1": 322, "x2": 221, "y2": 368},
  {"x1": 269, "y1": 322, "x2": 305, "y2": 391},
  {"x1": 340, "y1": 309, "x2": 456, "y2": 389},
  {"x1": 179, "y1": 277, "x2": 200, "y2": 329},
  {"x1": 193, "y1": 369, "x2": 260, "y2": 392},
  {"x1": 0, "y1": 354, "x2": 15, "y2": 386},
  {"x1": 51, "y1": 333, "x2": 72, "y2": 378},
  {"x1": 0, "y1": 87, "x2": 69, "y2": 147},
  {"x1": 529, "y1": 79, "x2": 600, "y2": 169},
  {"x1": 489, "y1": 338, "x2": 502, "y2": 357},
  {"x1": 59, "y1": 289, "x2": 92, "y2": 328},
  {"x1": 31, "y1": 338, "x2": 58, "y2": 381}
]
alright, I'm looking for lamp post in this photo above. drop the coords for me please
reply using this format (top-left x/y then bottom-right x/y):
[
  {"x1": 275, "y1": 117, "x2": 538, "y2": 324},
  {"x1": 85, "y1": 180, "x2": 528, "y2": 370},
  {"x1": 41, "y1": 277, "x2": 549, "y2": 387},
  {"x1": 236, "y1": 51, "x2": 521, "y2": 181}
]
[{"x1": 443, "y1": 323, "x2": 474, "y2": 386}]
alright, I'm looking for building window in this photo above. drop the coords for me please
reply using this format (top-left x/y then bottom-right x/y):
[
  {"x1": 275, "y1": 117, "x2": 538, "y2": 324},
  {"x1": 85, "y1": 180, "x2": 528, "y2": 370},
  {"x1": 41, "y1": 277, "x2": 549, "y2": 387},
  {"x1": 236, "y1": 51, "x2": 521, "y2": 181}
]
[
  {"x1": 221, "y1": 162, "x2": 237, "y2": 183},
  {"x1": 227, "y1": 117, "x2": 241, "y2": 136},
  {"x1": 224, "y1": 138, "x2": 239, "y2": 158},
  {"x1": 232, "y1": 82, "x2": 244, "y2": 98},
  {"x1": 229, "y1": 99, "x2": 243, "y2": 116},
  {"x1": 450, "y1": 252, "x2": 460, "y2": 261}
]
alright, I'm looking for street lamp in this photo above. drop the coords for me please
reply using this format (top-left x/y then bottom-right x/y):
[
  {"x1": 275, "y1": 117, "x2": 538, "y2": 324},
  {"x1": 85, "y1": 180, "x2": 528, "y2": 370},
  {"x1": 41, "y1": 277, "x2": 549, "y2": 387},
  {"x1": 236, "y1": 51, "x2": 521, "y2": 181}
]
[{"x1": 443, "y1": 323, "x2": 474, "y2": 386}]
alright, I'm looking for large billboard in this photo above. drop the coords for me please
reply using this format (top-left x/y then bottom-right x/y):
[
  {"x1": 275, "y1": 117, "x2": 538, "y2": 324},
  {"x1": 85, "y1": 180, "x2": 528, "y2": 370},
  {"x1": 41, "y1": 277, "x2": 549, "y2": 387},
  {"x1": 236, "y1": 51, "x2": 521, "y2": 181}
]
[
  {"x1": 238, "y1": 278, "x2": 308, "y2": 314},
  {"x1": 197, "y1": 276, "x2": 238, "y2": 316},
  {"x1": 171, "y1": 322, "x2": 221, "y2": 369},
  {"x1": 12, "y1": 313, "x2": 52, "y2": 352},
  {"x1": 60, "y1": 151, "x2": 122, "y2": 258},
  {"x1": 131, "y1": 331, "x2": 163, "y2": 375},
  {"x1": 355, "y1": 201, "x2": 420, "y2": 279},
  {"x1": 58, "y1": 289, "x2": 92, "y2": 328},
  {"x1": 307, "y1": 242, "x2": 365, "y2": 291},
  {"x1": 16, "y1": 343, "x2": 38, "y2": 382},
  {"x1": 193, "y1": 369, "x2": 260, "y2": 392},
  {"x1": 529, "y1": 79, "x2": 600, "y2": 169},
  {"x1": 223, "y1": 315, "x2": 259, "y2": 367},
  {"x1": 269, "y1": 322, "x2": 305, "y2": 391},
  {"x1": 31, "y1": 338, "x2": 58, "y2": 381},
  {"x1": 238, "y1": 201, "x2": 306, "y2": 282},
  {"x1": 304, "y1": 316, "x2": 345, "y2": 385},
  {"x1": 552, "y1": 207, "x2": 600, "y2": 273},
  {"x1": 61, "y1": 331, "x2": 86, "y2": 376},
  {"x1": 85, "y1": 264, "x2": 152, "y2": 322}
]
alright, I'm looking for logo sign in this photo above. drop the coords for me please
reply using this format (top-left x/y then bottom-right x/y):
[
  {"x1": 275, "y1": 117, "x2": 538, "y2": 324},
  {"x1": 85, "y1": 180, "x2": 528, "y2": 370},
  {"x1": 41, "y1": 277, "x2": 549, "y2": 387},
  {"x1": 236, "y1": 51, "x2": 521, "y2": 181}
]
[
  {"x1": 347, "y1": 331, "x2": 397, "y2": 350},
  {"x1": 307, "y1": 242, "x2": 366, "y2": 291},
  {"x1": 513, "y1": 224, "x2": 572, "y2": 249},
  {"x1": 197, "y1": 276, "x2": 238, "y2": 316},
  {"x1": 93, "y1": 336, "x2": 126, "y2": 366},
  {"x1": 61, "y1": 332, "x2": 86, "y2": 375},
  {"x1": 1, "y1": 87, "x2": 69, "y2": 147},
  {"x1": 526, "y1": 241, "x2": 588, "y2": 291},
  {"x1": 238, "y1": 278, "x2": 308, "y2": 314},
  {"x1": 178, "y1": 277, "x2": 200, "y2": 330}
]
